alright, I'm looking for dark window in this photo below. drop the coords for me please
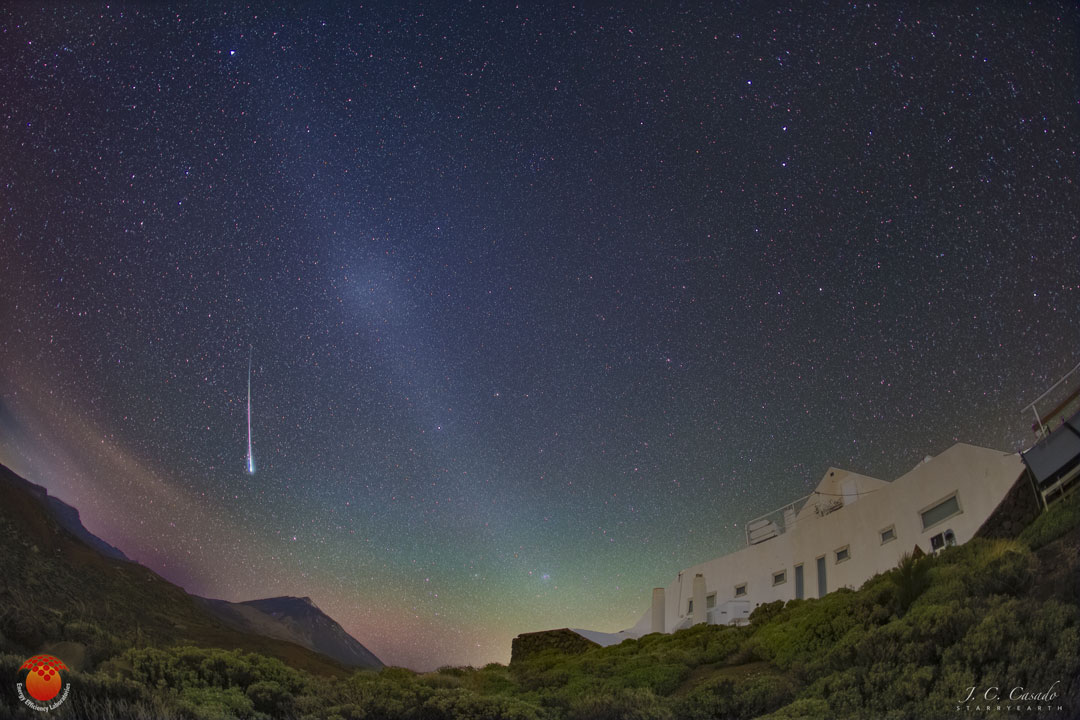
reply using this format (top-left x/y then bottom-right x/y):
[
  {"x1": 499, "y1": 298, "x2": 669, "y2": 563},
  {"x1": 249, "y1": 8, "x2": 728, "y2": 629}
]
[{"x1": 921, "y1": 495, "x2": 961, "y2": 530}]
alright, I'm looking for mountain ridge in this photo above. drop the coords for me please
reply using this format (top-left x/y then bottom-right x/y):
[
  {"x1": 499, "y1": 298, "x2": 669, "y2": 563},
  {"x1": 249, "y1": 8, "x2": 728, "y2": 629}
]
[
  {"x1": 196, "y1": 594, "x2": 383, "y2": 669},
  {"x1": 0, "y1": 463, "x2": 379, "y2": 674}
]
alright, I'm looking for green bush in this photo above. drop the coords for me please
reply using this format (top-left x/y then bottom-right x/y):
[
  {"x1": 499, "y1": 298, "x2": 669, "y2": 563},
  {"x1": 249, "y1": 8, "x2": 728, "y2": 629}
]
[
  {"x1": 417, "y1": 672, "x2": 464, "y2": 689},
  {"x1": 700, "y1": 627, "x2": 741, "y2": 664},
  {"x1": 420, "y1": 688, "x2": 547, "y2": 720},
  {"x1": 1019, "y1": 490, "x2": 1080, "y2": 550},
  {"x1": 566, "y1": 687, "x2": 671, "y2": 720},
  {"x1": 733, "y1": 670, "x2": 798, "y2": 717},
  {"x1": 246, "y1": 680, "x2": 293, "y2": 716},
  {"x1": 757, "y1": 696, "x2": 830, "y2": 719},
  {"x1": 749, "y1": 600, "x2": 785, "y2": 627},
  {"x1": 937, "y1": 596, "x2": 1079, "y2": 699},
  {"x1": 337, "y1": 670, "x2": 418, "y2": 719},
  {"x1": 970, "y1": 540, "x2": 1035, "y2": 597},
  {"x1": 670, "y1": 677, "x2": 736, "y2": 720},
  {"x1": 176, "y1": 686, "x2": 256, "y2": 720},
  {"x1": 612, "y1": 661, "x2": 688, "y2": 695},
  {"x1": 747, "y1": 590, "x2": 862, "y2": 669},
  {"x1": 891, "y1": 552, "x2": 932, "y2": 614}
]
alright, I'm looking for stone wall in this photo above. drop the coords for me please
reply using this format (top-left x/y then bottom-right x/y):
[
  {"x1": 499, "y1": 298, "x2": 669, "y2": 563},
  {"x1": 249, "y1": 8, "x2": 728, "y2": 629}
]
[
  {"x1": 509, "y1": 628, "x2": 599, "y2": 665},
  {"x1": 975, "y1": 470, "x2": 1042, "y2": 540}
]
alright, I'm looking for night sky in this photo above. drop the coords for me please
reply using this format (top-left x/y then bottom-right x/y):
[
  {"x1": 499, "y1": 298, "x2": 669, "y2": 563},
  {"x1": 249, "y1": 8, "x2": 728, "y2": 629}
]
[{"x1": 1, "y1": 2, "x2": 1078, "y2": 670}]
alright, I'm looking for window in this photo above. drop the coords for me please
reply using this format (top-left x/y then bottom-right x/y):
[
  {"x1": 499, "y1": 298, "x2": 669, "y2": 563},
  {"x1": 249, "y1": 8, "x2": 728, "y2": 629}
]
[
  {"x1": 772, "y1": 570, "x2": 786, "y2": 586},
  {"x1": 880, "y1": 525, "x2": 896, "y2": 544},
  {"x1": 734, "y1": 583, "x2": 747, "y2": 597},
  {"x1": 706, "y1": 593, "x2": 716, "y2": 609},
  {"x1": 921, "y1": 493, "x2": 961, "y2": 531},
  {"x1": 688, "y1": 599, "x2": 694, "y2": 613},
  {"x1": 835, "y1": 545, "x2": 850, "y2": 563},
  {"x1": 929, "y1": 529, "x2": 957, "y2": 552}
]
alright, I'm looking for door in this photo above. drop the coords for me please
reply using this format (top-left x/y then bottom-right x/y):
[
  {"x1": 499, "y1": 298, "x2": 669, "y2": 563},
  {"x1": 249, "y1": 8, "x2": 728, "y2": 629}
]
[
  {"x1": 795, "y1": 564, "x2": 804, "y2": 600},
  {"x1": 816, "y1": 556, "x2": 827, "y2": 598}
]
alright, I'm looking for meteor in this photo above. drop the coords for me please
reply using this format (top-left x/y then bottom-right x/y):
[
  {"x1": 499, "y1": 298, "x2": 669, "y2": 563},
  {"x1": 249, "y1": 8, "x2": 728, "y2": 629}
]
[{"x1": 246, "y1": 345, "x2": 255, "y2": 474}]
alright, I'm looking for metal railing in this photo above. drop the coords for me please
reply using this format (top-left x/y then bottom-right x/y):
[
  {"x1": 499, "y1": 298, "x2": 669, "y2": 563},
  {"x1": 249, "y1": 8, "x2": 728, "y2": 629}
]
[
  {"x1": 1021, "y1": 359, "x2": 1080, "y2": 440},
  {"x1": 744, "y1": 493, "x2": 812, "y2": 546}
]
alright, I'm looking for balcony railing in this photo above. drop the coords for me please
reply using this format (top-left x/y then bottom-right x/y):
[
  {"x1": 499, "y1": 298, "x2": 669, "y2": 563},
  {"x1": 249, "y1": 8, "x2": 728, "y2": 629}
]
[{"x1": 744, "y1": 494, "x2": 812, "y2": 546}]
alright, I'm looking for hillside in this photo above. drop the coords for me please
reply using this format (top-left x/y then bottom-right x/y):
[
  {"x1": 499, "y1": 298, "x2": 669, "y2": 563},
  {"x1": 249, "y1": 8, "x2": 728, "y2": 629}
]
[
  {"x1": 0, "y1": 464, "x2": 350, "y2": 678},
  {"x1": 197, "y1": 595, "x2": 383, "y2": 669},
  {"x1": 2, "y1": 475, "x2": 1077, "y2": 718},
  {"x1": 510, "y1": 490, "x2": 1079, "y2": 719}
]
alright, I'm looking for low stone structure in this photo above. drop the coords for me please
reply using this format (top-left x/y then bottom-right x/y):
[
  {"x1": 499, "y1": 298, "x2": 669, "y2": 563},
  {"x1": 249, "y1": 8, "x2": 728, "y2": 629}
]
[{"x1": 510, "y1": 628, "x2": 600, "y2": 664}]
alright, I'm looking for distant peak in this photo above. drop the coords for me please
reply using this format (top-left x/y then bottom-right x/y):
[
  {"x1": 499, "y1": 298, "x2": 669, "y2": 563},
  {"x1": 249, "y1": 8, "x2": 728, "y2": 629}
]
[{"x1": 242, "y1": 595, "x2": 321, "y2": 613}]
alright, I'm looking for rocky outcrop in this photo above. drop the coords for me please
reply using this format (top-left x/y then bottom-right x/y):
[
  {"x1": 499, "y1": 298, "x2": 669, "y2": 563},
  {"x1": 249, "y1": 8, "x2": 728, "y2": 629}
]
[
  {"x1": 976, "y1": 471, "x2": 1042, "y2": 539},
  {"x1": 510, "y1": 628, "x2": 599, "y2": 664}
]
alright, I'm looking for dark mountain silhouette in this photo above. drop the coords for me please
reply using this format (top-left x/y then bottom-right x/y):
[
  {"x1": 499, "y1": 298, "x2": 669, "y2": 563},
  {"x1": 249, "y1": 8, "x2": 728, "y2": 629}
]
[
  {"x1": 0, "y1": 463, "x2": 379, "y2": 675},
  {"x1": 45, "y1": 495, "x2": 130, "y2": 562},
  {"x1": 198, "y1": 595, "x2": 383, "y2": 669},
  {"x1": 0, "y1": 468, "x2": 130, "y2": 561}
]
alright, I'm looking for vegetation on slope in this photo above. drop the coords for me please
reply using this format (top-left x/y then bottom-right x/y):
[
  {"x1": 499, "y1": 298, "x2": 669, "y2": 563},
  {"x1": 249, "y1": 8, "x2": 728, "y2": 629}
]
[
  {"x1": 1, "y1": 489, "x2": 1077, "y2": 719},
  {"x1": 0, "y1": 466, "x2": 348, "y2": 677}
]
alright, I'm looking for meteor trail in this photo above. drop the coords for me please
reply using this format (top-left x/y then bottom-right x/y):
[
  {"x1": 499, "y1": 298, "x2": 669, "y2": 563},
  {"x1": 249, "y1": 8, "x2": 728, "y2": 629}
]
[{"x1": 246, "y1": 345, "x2": 255, "y2": 475}]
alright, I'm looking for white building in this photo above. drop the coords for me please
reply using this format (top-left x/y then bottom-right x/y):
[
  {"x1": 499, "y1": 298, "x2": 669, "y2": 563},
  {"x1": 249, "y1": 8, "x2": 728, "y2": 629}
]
[{"x1": 602, "y1": 443, "x2": 1026, "y2": 640}]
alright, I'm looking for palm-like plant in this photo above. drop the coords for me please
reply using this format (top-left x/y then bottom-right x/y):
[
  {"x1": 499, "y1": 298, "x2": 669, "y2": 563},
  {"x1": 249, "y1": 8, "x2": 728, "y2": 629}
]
[{"x1": 892, "y1": 550, "x2": 931, "y2": 614}]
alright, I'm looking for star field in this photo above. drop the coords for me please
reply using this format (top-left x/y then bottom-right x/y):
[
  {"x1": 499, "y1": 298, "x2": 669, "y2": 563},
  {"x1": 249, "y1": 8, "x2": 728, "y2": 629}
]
[{"x1": 1, "y1": 3, "x2": 1078, "y2": 670}]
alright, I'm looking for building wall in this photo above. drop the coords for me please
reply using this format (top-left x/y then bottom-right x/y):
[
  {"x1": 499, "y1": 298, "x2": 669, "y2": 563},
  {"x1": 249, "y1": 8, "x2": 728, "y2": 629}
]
[{"x1": 650, "y1": 443, "x2": 1024, "y2": 634}]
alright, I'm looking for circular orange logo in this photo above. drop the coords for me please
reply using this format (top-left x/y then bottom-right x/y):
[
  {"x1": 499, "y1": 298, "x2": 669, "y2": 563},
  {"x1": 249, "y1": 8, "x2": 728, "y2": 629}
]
[{"x1": 19, "y1": 655, "x2": 67, "y2": 704}]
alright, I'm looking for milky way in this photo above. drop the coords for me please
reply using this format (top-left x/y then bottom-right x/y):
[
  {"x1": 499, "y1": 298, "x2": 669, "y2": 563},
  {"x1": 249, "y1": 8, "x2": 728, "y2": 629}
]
[{"x1": 0, "y1": 3, "x2": 1078, "y2": 669}]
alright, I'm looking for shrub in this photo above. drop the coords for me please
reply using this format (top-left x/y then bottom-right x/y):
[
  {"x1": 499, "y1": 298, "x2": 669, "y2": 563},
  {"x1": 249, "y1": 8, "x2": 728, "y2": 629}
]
[
  {"x1": 419, "y1": 672, "x2": 465, "y2": 689},
  {"x1": 1019, "y1": 490, "x2": 1080, "y2": 550},
  {"x1": 469, "y1": 664, "x2": 517, "y2": 696},
  {"x1": 733, "y1": 671, "x2": 798, "y2": 717},
  {"x1": 670, "y1": 677, "x2": 736, "y2": 720},
  {"x1": 246, "y1": 680, "x2": 293, "y2": 716},
  {"x1": 612, "y1": 661, "x2": 688, "y2": 695},
  {"x1": 748, "y1": 590, "x2": 862, "y2": 670},
  {"x1": 700, "y1": 627, "x2": 741, "y2": 664},
  {"x1": 338, "y1": 671, "x2": 417, "y2": 719},
  {"x1": 937, "y1": 596, "x2": 1080, "y2": 699},
  {"x1": 757, "y1": 697, "x2": 830, "y2": 719},
  {"x1": 749, "y1": 600, "x2": 785, "y2": 627},
  {"x1": 970, "y1": 540, "x2": 1035, "y2": 597},
  {"x1": 566, "y1": 687, "x2": 672, "y2": 720},
  {"x1": 176, "y1": 686, "x2": 256, "y2": 720},
  {"x1": 891, "y1": 551, "x2": 932, "y2": 614},
  {"x1": 420, "y1": 688, "x2": 546, "y2": 720}
]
